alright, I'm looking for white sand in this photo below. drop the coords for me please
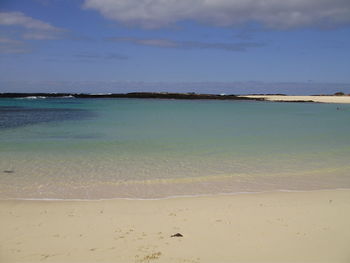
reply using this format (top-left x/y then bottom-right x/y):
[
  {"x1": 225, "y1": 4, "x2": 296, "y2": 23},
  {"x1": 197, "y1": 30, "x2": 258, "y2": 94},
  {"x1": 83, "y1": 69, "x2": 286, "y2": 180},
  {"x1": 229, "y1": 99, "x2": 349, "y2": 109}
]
[
  {"x1": 240, "y1": 95, "x2": 350, "y2": 103},
  {"x1": 1, "y1": 190, "x2": 350, "y2": 263}
]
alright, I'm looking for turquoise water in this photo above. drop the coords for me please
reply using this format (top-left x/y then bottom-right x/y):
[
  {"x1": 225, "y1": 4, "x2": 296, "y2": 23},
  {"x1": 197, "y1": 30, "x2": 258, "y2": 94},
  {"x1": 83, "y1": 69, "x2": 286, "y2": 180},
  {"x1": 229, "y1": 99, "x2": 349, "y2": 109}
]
[{"x1": 0, "y1": 98, "x2": 350, "y2": 199}]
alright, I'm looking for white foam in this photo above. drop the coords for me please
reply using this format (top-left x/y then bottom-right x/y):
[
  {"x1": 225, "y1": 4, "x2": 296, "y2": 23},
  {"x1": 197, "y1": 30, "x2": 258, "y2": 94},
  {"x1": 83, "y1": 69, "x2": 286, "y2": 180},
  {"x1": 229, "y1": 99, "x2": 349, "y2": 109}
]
[{"x1": 17, "y1": 96, "x2": 47, "y2": 100}]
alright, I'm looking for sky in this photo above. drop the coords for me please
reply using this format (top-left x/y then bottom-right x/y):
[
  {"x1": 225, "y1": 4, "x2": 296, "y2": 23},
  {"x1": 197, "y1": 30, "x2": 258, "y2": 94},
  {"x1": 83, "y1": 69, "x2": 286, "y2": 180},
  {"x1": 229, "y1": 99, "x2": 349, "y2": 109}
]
[{"x1": 0, "y1": 0, "x2": 350, "y2": 94}]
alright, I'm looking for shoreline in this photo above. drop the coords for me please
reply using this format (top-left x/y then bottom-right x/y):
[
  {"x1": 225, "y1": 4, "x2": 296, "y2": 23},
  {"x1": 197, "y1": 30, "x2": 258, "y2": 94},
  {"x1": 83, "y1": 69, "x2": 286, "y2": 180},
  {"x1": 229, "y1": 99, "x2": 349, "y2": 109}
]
[
  {"x1": 1, "y1": 189, "x2": 350, "y2": 262},
  {"x1": 2, "y1": 168, "x2": 350, "y2": 200},
  {"x1": 1, "y1": 92, "x2": 350, "y2": 103},
  {"x1": 1, "y1": 187, "x2": 350, "y2": 202}
]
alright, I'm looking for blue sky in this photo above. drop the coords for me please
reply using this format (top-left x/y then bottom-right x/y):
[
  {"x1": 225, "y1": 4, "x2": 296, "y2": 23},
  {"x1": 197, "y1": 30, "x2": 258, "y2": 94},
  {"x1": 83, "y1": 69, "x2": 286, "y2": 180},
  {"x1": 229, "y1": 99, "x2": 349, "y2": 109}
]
[{"x1": 0, "y1": 0, "x2": 350, "y2": 94}]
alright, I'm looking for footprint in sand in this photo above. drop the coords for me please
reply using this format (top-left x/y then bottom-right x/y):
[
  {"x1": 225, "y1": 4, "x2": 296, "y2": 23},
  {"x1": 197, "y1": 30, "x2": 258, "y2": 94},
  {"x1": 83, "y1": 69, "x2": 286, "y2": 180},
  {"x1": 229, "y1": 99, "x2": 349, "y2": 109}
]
[
  {"x1": 136, "y1": 252, "x2": 162, "y2": 262},
  {"x1": 180, "y1": 258, "x2": 201, "y2": 263},
  {"x1": 40, "y1": 254, "x2": 56, "y2": 261}
]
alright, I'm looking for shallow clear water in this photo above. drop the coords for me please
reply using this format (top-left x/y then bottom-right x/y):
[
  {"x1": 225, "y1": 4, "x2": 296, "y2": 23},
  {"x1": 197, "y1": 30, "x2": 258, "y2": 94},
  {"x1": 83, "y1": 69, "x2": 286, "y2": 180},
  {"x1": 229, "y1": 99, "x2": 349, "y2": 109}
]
[{"x1": 0, "y1": 97, "x2": 349, "y2": 199}]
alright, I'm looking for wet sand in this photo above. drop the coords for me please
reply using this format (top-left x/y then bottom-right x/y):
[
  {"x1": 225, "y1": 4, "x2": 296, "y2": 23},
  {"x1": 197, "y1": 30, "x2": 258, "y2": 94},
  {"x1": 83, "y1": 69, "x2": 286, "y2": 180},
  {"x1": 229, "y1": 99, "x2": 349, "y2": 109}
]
[
  {"x1": 239, "y1": 95, "x2": 350, "y2": 103},
  {"x1": 1, "y1": 189, "x2": 350, "y2": 263}
]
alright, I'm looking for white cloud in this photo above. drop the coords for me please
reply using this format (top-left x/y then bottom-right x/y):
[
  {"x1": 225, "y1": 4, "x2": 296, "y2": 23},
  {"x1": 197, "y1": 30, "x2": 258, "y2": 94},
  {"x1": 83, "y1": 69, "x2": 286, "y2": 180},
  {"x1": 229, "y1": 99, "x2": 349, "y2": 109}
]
[
  {"x1": 22, "y1": 32, "x2": 61, "y2": 40},
  {"x1": 83, "y1": 0, "x2": 350, "y2": 29},
  {"x1": 0, "y1": 11, "x2": 63, "y2": 31},
  {"x1": 0, "y1": 12, "x2": 68, "y2": 53},
  {"x1": 0, "y1": 11, "x2": 66, "y2": 42},
  {"x1": 108, "y1": 37, "x2": 264, "y2": 51}
]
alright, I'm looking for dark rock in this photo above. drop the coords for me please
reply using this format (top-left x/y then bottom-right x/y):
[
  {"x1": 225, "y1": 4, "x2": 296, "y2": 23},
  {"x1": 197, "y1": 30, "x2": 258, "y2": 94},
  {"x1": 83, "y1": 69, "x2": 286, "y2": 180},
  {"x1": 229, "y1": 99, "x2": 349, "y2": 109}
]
[
  {"x1": 0, "y1": 92, "x2": 265, "y2": 101},
  {"x1": 3, "y1": 170, "x2": 14, "y2": 173},
  {"x1": 171, "y1": 233, "x2": 183, "y2": 237}
]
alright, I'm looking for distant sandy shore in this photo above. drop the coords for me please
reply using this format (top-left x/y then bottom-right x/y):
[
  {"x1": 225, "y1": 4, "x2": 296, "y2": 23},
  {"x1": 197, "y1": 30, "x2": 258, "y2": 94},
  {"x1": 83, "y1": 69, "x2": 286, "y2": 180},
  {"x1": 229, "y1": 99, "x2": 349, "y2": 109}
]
[
  {"x1": 239, "y1": 95, "x2": 350, "y2": 103},
  {"x1": 1, "y1": 190, "x2": 350, "y2": 263}
]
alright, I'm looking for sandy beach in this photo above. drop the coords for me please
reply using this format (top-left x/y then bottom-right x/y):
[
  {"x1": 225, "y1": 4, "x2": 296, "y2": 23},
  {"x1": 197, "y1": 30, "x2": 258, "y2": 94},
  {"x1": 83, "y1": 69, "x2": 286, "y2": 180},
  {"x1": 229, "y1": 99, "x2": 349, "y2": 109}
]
[
  {"x1": 1, "y1": 190, "x2": 350, "y2": 263},
  {"x1": 239, "y1": 95, "x2": 350, "y2": 103}
]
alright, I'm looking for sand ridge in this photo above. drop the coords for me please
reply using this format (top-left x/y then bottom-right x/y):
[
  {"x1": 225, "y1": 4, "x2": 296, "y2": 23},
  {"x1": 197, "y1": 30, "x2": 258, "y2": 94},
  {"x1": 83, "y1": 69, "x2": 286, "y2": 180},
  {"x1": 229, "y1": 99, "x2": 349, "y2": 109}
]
[{"x1": 239, "y1": 95, "x2": 350, "y2": 103}]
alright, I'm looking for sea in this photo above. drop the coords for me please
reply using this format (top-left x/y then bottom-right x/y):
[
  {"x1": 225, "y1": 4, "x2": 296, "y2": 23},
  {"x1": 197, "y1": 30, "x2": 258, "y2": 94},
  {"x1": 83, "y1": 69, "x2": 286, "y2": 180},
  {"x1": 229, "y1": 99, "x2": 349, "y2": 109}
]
[{"x1": 0, "y1": 97, "x2": 349, "y2": 199}]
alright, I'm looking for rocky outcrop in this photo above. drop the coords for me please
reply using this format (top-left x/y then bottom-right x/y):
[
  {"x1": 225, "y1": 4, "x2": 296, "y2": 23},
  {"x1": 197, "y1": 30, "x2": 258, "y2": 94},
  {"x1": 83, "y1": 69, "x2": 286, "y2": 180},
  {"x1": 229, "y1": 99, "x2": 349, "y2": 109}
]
[{"x1": 0, "y1": 92, "x2": 265, "y2": 101}]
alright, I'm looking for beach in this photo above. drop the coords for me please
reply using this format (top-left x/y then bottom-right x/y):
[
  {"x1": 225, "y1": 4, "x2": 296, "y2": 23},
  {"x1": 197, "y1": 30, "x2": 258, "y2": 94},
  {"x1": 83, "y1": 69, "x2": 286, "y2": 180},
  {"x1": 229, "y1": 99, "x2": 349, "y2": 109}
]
[
  {"x1": 1, "y1": 98, "x2": 350, "y2": 262},
  {"x1": 239, "y1": 95, "x2": 350, "y2": 103},
  {"x1": 2, "y1": 0, "x2": 350, "y2": 261},
  {"x1": 1, "y1": 189, "x2": 350, "y2": 263}
]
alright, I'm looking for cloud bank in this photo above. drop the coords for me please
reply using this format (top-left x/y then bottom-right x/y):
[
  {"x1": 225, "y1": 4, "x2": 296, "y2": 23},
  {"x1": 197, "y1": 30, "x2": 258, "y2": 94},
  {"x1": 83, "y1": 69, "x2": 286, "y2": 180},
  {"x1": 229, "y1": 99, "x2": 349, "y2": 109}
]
[{"x1": 83, "y1": 0, "x2": 350, "y2": 29}]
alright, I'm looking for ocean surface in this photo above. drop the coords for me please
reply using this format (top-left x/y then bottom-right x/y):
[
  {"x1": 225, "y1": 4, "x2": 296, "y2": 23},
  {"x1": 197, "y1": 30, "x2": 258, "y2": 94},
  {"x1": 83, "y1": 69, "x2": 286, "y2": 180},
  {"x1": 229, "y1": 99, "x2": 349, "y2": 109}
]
[{"x1": 0, "y1": 97, "x2": 349, "y2": 199}]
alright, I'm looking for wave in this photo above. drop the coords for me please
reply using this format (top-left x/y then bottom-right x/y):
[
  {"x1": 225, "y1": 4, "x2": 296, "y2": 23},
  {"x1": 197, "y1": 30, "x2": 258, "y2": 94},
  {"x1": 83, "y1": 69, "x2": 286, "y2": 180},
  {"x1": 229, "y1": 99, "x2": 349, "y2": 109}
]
[
  {"x1": 57, "y1": 95, "x2": 75, "y2": 98},
  {"x1": 16, "y1": 95, "x2": 75, "y2": 99},
  {"x1": 17, "y1": 96, "x2": 47, "y2": 100}
]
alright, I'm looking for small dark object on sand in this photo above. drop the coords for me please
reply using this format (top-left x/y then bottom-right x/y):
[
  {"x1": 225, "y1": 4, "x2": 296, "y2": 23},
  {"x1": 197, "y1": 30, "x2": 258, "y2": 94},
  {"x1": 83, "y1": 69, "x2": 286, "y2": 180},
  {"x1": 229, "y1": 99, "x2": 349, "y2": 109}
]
[
  {"x1": 171, "y1": 233, "x2": 183, "y2": 237},
  {"x1": 3, "y1": 170, "x2": 14, "y2": 173}
]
